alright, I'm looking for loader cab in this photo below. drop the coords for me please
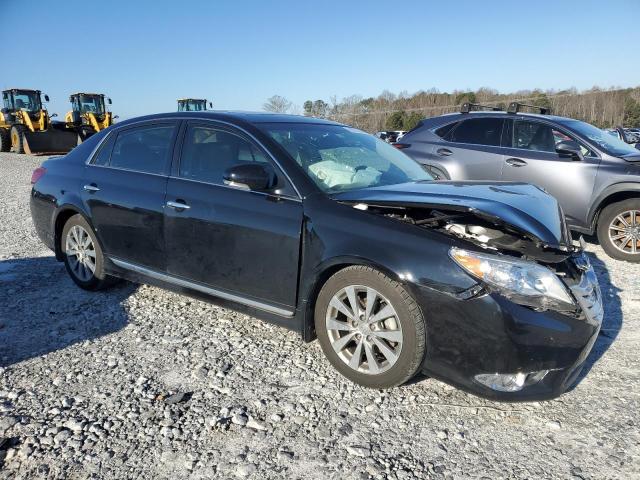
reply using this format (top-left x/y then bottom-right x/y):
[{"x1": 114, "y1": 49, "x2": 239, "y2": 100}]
[
  {"x1": 2, "y1": 89, "x2": 44, "y2": 114},
  {"x1": 177, "y1": 98, "x2": 212, "y2": 112},
  {"x1": 70, "y1": 93, "x2": 108, "y2": 116}
]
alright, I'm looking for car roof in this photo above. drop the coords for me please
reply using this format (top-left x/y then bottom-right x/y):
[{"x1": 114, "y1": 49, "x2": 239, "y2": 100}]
[
  {"x1": 434, "y1": 110, "x2": 572, "y2": 123},
  {"x1": 116, "y1": 111, "x2": 344, "y2": 127}
]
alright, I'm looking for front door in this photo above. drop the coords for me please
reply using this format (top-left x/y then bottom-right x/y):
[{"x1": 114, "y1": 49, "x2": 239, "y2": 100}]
[
  {"x1": 500, "y1": 119, "x2": 601, "y2": 229},
  {"x1": 164, "y1": 122, "x2": 303, "y2": 311},
  {"x1": 82, "y1": 121, "x2": 178, "y2": 271}
]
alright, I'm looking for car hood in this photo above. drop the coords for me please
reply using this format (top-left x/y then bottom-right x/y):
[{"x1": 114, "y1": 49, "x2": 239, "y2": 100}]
[{"x1": 332, "y1": 181, "x2": 572, "y2": 249}]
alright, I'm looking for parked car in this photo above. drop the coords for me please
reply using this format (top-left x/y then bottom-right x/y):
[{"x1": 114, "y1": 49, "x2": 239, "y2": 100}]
[
  {"x1": 30, "y1": 112, "x2": 602, "y2": 400},
  {"x1": 397, "y1": 104, "x2": 640, "y2": 262},
  {"x1": 376, "y1": 130, "x2": 406, "y2": 143}
]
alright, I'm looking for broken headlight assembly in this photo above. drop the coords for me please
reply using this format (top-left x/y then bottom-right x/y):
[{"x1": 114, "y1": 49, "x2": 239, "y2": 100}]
[{"x1": 449, "y1": 247, "x2": 576, "y2": 312}]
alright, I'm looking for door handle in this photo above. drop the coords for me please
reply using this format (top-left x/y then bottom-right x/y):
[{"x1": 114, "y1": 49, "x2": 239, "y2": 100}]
[
  {"x1": 166, "y1": 200, "x2": 191, "y2": 210},
  {"x1": 83, "y1": 184, "x2": 100, "y2": 192},
  {"x1": 437, "y1": 148, "x2": 453, "y2": 156},
  {"x1": 505, "y1": 158, "x2": 528, "y2": 167}
]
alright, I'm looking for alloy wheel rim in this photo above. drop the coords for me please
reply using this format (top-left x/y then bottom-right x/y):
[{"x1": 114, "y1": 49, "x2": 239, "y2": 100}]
[
  {"x1": 326, "y1": 285, "x2": 403, "y2": 375},
  {"x1": 65, "y1": 225, "x2": 97, "y2": 281},
  {"x1": 608, "y1": 209, "x2": 640, "y2": 255}
]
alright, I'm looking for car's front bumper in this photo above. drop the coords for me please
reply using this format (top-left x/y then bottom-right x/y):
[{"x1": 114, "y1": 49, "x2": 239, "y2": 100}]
[{"x1": 413, "y1": 260, "x2": 603, "y2": 401}]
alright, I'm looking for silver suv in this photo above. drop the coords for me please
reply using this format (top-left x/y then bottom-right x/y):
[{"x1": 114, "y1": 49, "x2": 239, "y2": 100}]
[{"x1": 398, "y1": 103, "x2": 640, "y2": 262}]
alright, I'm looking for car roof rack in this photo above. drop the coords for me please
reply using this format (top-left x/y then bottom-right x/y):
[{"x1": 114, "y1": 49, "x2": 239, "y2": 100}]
[
  {"x1": 507, "y1": 102, "x2": 552, "y2": 115},
  {"x1": 460, "y1": 102, "x2": 503, "y2": 113}
]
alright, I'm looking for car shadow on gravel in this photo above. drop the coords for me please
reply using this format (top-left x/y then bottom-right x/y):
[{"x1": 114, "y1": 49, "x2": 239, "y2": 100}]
[
  {"x1": 0, "y1": 256, "x2": 136, "y2": 367},
  {"x1": 570, "y1": 250, "x2": 623, "y2": 389}
]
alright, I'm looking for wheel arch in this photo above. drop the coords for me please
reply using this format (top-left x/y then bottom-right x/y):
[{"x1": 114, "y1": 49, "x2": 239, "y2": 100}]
[
  {"x1": 301, "y1": 256, "x2": 410, "y2": 342},
  {"x1": 52, "y1": 204, "x2": 95, "y2": 261},
  {"x1": 588, "y1": 183, "x2": 640, "y2": 231}
]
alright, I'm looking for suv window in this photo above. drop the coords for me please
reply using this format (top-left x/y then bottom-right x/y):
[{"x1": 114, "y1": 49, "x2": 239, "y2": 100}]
[
  {"x1": 179, "y1": 125, "x2": 295, "y2": 195},
  {"x1": 434, "y1": 122, "x2": 459, "y2": 140},
  {"x1": 448, "y1": 118, "x2": 504, "y2": 146},
  {"x1": 512, "y1": 120, "x2": 594, "y2": 156},
  {"x1": 109, "y1": 124, "x2": 176, "y2": 174}
]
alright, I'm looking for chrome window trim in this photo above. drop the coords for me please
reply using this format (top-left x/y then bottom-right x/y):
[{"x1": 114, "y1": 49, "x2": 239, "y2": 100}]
[
  {"x1": 110, "y1": 257, "x2": 295, "y2": 317},
  {"x1": 167, "y1": 175, "x2": 302, "y2": 203},
  {"x1": 86, "y1": 116, "x2": 303, "y2": 199}
]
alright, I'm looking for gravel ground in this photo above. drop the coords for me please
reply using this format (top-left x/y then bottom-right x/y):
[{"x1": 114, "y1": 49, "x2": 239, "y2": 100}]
[{"x1": 0, "y1": 152, "x2": 638, "y2": 479}]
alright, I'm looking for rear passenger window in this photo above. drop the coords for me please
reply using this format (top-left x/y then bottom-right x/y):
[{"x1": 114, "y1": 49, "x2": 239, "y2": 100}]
[
  {"x1": 179, "y1": 125, "x2": 269, "y2": 184},
  {"x1": 449, "y1": 118, "x2": 504, "y2": 146},
  {"x1": 91, "y1": 132, "x2": 115, "y2": 166},
  {"x1": 110, "y1": 125, "x2": 176, "y2": 174},
  {"x1": 434, "y1": 122, "x2": 459, "y2": 140}
]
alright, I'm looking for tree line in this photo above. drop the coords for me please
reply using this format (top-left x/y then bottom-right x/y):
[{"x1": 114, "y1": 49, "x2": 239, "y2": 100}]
[{"x1": 264, "y1": 86, "x2": 640, "y2": 133}]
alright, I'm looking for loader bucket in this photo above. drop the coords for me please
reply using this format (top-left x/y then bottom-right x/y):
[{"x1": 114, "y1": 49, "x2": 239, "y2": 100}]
[{"x1": 22, "y1": 129, "x2": 78, "y2": 155}]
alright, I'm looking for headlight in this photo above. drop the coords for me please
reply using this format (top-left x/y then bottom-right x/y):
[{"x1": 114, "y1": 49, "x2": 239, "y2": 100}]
[{"x1": 449, "y1": 247, "x2": 575, "y2": 311}]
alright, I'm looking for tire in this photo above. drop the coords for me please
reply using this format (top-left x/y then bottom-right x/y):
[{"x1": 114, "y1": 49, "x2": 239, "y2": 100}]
[
  {"x1": 10, "y1": 125, "x2": 26, "y2": 154},
  {"x1": 0, "y1": 128, "x2": 10, "y2": 152},
  {"x1": 61, "y1": 214, "x2": 115, "y2": 290},
  {"x1": 315, "y1": 266, "x2": 426, "y2": 389},
  {"x1": 425, "y1": 165, "x2": 449, "y2": 180},
  {"x1": 596, "y1": 198, "x2": 640, "y2": 262}
]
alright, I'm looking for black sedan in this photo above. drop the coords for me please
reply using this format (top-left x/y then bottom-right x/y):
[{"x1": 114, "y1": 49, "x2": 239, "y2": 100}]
[{"x1": 29, "y1": 112, "x2": 603, "y2": 400}]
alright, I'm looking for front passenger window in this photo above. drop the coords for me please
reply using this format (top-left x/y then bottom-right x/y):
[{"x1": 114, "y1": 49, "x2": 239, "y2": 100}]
[{"x1": 179, "y1": 126, "x2": 269, "y2": 184}]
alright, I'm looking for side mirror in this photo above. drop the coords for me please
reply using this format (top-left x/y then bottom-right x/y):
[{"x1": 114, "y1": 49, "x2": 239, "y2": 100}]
[
  {"x1": 556, "y1": 140, "x2": 584, "y2": 161},
  {"x1": 209, "y1": 102, "x2": 213, "y2": 109},
  {"x1": 44, "y1": 94, "x2": 50, "y2": 102},
  {"x1": 50, "y1": 113, "x2": 58, "y2": 118},
  {"x1": 108, "y1": 98, "x2": 112, "y2": 105},
  {"x1": 223, "y1": 164, "x2": 276, "y2": 191},
  {"x1": 113, "y1": 115, "x2": 119, "y2": 119}
]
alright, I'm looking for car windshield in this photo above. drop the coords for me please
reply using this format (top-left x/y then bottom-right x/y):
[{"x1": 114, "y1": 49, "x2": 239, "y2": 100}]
[
  {"x1": 77, "y1": 95, "x2": 105, "y2": 114},
  {"x1": 561, "y1": 119, "x2": 639, "y2": 156},
  {"x1": 260, "y1": 123, "x2": 433, "y2": 193},
  {"x1": 13, "y1": 91, "x2": 41, "y2": 112},
  {"x1": 178, "y1": 100, "x2": 206, "y2": 112}
]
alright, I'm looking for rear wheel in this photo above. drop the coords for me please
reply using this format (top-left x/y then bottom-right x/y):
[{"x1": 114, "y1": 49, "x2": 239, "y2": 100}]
[
  {"x1": 315, "y1": 266, "x2": 426, "y2": 389},
  {"x1": 61, "y1": 214, "x2": 115, "y2": 290},
  {"x1": 10, "y1": 125, "x2": 25, "y2": 154},
  {"x1": 597, "y1": 199, "x2": 640, "y2": 262},
  {"x1": 0, "y1": 128, "x2": 10, "y2": 152}
]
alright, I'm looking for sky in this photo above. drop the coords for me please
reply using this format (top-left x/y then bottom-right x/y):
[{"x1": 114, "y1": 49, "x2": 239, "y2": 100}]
[{"x1": 2, "y1": 0, "x2": 639, "y2": 119}]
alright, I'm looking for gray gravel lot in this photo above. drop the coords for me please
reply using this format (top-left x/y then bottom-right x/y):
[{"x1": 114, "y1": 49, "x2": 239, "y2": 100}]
[{"x1": 0, "y1": 152, "x2": 638, "y2": 479}]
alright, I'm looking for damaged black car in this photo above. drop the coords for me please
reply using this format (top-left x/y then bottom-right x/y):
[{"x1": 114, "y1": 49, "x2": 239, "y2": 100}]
[{"x1": 29, "y1": 112, "x2": 603, "y2": 401}]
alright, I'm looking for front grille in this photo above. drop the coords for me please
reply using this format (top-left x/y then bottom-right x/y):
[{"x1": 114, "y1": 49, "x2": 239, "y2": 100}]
[{"x1": 569, "y1": 263, "x2": 604, "y2": 327}]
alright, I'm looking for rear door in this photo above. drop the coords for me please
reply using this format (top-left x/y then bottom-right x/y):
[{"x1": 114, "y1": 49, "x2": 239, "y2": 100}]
[
  {"x1": 164, "y1": 121, "x2": 303, "y2": 311},
  {"x1": 431, "y1": 116, "x2": 506, "y2": 180},
  {"x1": 500, "y1": 118, "x2": 600, "y2": 229},
  {"x1": 82, "y1": 121, "x2": 178, "y2": 271}
]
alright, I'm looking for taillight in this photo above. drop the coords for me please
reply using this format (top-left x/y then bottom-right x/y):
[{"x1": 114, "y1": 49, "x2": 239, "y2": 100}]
[
  {"x1": 392, "y1": 143, "x2": 410, "y2": 150},
  {"x1": 31, "y1": 167, "x2": 46, "y2": 184}
]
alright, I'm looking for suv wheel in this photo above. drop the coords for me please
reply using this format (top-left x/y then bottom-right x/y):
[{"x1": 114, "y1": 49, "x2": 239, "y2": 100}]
[
  {"x1": 597, "y1": 199, "x2": 640, "y2": 262},
  {"x1": 315, "y1": 266, "x2": 426, "y2": 389},
  {"x1": 61, "y1": 214, "x2": 115, "y2": 290}
]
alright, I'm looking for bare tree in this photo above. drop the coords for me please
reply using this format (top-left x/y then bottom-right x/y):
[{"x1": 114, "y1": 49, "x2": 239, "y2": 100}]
[{"x1": 263, "y1": 95, "x2": 292, "y2": 113}]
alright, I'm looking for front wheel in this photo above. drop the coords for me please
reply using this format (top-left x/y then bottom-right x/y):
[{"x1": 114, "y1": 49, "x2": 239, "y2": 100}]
[
  {"x1": 61, "y1": 214, "x2": 115, "y2": 290},
  {"x1": 10, "y1": 125, "x2": 26, "y2": 154},
  {"x1": 597, "y1": 199, "x2": 640, "y2": 262},
  {"x1": 315, "y1": 266, "x2": 426, "y2": 389}
]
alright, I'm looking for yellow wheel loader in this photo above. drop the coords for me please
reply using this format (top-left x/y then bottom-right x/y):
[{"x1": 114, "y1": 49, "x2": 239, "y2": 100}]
[
  {"x1": 65, "y1": 93, "x2": 117, "y2": 143},
  {"x1": 177, "y1": 98, "x2": 212, "y2": 111},
  {"x1": 0, "y1": 89, "x2": 77, "y2": 155}
]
